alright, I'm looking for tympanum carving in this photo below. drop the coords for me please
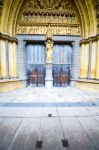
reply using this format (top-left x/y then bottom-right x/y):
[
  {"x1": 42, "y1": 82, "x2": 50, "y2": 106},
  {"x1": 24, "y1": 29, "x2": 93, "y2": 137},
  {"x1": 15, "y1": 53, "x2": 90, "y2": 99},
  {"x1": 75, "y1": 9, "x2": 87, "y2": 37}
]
[{"x1": 16, "y1": 0, "x2": 81, "y2": 35}]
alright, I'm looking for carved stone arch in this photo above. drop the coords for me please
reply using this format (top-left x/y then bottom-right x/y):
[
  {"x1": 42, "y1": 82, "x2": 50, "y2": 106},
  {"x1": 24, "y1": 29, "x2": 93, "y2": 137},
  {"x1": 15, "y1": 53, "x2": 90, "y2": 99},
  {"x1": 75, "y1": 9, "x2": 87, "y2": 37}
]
[
  {"x1": 14, "y1": 0, "x2": 81, "y2": 36},
  {"x1": 0, "y1": 0, "x2": 97, "y2": 38}
]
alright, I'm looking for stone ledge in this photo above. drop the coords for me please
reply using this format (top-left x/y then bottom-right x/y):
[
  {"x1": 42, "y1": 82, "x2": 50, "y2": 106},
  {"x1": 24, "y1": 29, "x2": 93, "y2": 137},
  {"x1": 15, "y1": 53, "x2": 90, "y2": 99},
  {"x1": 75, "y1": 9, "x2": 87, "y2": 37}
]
[
  {"x1": 80, "y1": 34, "x2": 99, "y2": 44},
  {"x1": 0, "y1": 80, "x2": 26, "y2": 93},
  {"x1": 0, "y1": 78, "x2": 25, "y2": 83},
  {"x1": 0, "y1": 32, "x2": 17, "y2": 42},
  {"x1": 75, "y1": 80, "x2": 99, "y2": 92},
  {"x1": 77, "y1": 79, "x2": 99, "y2": 84}
]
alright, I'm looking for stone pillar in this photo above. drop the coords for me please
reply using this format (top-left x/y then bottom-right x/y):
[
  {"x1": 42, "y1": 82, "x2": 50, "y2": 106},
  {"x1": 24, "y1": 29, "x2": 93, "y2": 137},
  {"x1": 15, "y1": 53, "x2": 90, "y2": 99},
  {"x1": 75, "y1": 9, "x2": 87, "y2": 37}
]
[
  {"x1": 88, "y1": 41, "x2": 92, "y2": 79},
  {"x1": 8, "y1": 42, "x2": 14, "y2": 78},
  {"x1": 13, "y1": 42, "x2": 18, "y2": 78},
  {"x1": 0, "y1": 41, "x2": 1, "y2": 79},
  {"x1": 83, "y1": 43, "x2": 89, "y2": 78},
  {"x1": 90, "y1": 40, "x2": 97, "y2": 79},
  {"x1": 9, "y1": 41, "x2": 18, "y2": 78},
  {"x1": 80, "y1": 42, "x2": 89, "y2": 79},
  {"x1": 45, "y1": 38, "x2": 53, "y2": 88},
  {"x1": 45, "y1": 64, "x2": 53, "y2": 88},
  {"x1": 80, "y1": 43, "x2": 85, "y2": 78},
  {"x1": 17, "y1": 40, "x2": 26, "y2": 79},
  {"x1": 96, "y1": 38, "x2": 99, "y2": 79},
  {"x1": 71, "y1": 41, "x2": 80, "y2": 80},
  {"x1": 0, "y1": 39, "x2": 8, "y2": 79},
  {"x1": 70, "y1": 41, "x2": 80, "y2": 86}
]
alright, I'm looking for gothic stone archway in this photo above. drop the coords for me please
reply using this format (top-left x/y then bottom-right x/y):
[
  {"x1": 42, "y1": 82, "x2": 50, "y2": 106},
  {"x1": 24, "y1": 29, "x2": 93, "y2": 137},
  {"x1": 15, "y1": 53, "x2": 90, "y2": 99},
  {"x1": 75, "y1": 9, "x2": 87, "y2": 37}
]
[{"x1": 15, "y1": 0, "x2": 81, "y2": 87}]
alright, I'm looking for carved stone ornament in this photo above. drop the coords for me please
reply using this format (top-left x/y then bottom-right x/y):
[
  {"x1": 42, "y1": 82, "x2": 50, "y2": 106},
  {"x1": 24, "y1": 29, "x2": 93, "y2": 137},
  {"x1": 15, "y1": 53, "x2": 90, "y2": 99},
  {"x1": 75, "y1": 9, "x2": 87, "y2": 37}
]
[
  {"x1": 46, "y1": 38, "x2": 53, "y2": 63},
  {"x1": 0, "y1": 0, "x2": 3, "y2": 15},
  {"x1": 16, "y1": 0, "x2": 81, "y2": 36},
  {"x1": 95, "y1": 0, "x2": 99, "y2": 33}
]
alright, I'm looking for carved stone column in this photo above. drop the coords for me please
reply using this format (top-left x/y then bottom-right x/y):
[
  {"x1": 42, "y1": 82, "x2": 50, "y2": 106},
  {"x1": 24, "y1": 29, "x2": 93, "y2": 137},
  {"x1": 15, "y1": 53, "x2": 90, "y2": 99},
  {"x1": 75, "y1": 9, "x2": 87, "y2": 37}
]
[
  {"x1": 0, "y1": 39, "x2": 8, "y2": 79},
  {"x1": 80, "y1": 43, "x2": 85, "y2": 78},
  {"x1": 83, "y1": 43, "x2": 89, "y2": 79},
  {"x1": 96, "y1": 37, "x2": 99, "y2": 79},
  {"x1": 80, "y1": 41, "x2": 89, "y2": 79},
  {"x1": 45, "y1": 38, "x2": 53, "y2": 88},
  {"x1": 8, "y1": 42, "x2": 14, "y2": 78},
  {"x1": 13, "y1": 42, "x2": 18, "y2": 78},
  {"x1": 90, "y1": 40, "x2": 97, "y2": 79},
  {"x1": 9, "y1": 41, "x2": 18, "y2": 78}
]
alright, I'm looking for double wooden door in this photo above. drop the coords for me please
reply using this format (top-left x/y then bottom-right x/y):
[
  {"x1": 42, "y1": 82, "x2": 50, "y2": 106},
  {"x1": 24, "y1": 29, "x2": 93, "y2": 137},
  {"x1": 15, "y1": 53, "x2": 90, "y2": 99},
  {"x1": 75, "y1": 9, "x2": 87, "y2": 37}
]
[{"x1": 26, "y1": 43, "x2": 72, "y2": 87}]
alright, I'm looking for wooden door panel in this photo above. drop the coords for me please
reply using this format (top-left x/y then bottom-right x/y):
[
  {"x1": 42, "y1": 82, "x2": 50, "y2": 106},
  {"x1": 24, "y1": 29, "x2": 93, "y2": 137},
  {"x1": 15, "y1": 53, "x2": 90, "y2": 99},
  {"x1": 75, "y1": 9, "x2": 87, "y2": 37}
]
[{"x1": 53, "y1": 65, "x2": 70, "y2": 87}]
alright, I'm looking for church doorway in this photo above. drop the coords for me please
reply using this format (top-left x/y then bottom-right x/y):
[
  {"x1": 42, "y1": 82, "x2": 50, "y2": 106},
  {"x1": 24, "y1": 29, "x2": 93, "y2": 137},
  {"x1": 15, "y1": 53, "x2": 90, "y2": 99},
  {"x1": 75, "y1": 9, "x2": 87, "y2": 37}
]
[
  {"x1": 17, "y1": 34, "x2": 80, "y2": 88},
  {"x1": 25, "y1": 42, "x2": 72, "y2": 87}
]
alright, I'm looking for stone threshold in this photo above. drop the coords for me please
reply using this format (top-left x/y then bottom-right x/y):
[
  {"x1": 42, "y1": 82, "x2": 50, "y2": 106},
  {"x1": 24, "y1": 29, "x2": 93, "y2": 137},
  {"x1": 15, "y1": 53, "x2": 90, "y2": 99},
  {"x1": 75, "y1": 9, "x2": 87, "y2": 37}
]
[
  {"x1": 0, "y1": 78, "x2": 25, "y2": 83},
  {"x1": 76, "y1": 79, "x2": 99, "y2": 84}
]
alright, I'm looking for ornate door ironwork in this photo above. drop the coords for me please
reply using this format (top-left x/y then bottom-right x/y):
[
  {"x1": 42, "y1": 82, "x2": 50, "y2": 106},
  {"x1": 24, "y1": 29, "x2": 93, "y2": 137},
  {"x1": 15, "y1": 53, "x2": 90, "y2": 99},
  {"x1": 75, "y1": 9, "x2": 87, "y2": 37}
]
[
  {"x1": 53, "y1": 44, "x2": 72, "y2": 87},
  {"x1": 27, "y1": 65, "x2": 45, "y2": 86},
  {"x1": 26, "y1": 43, "x2": 46, "y2": 86},
  {"x1": 53, "y1": 65, "x2": 70, "y2": 87}
]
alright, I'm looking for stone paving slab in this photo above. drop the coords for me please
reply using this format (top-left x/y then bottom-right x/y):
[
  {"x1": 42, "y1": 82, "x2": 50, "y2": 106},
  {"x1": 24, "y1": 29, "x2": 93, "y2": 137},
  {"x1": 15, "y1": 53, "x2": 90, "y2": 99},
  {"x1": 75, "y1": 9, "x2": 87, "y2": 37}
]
[
  {"x1": 60, "y1": 117, "x2": 95, "y2": 150},
  {"x1": 78, "y1": 116, "x2": 99, "y2": 150},
  {"x1": 86, "y1": 107, "x2": 99, "y2": 115},
  {"x1": 0, "y1": 118, "x2": 21, "y2": 150},
  {"x1": 0, "y1": 87, "x2": 99, "y2": 149},
  {"x1": 0, "y1": 87, "x2": 99, "y2": 102},
  {"x1": 0, "y1": 107, "x2": 99, "y2": 150},
  {"x1": 0, "y1": 107, "x2": 99, "y2": 118}
]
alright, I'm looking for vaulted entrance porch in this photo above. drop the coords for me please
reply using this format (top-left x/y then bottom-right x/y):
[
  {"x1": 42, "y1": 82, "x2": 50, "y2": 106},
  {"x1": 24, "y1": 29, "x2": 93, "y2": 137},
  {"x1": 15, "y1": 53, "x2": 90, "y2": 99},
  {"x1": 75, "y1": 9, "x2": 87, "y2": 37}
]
[{"x1": 0, "y1": 0, "x2": 99, "y2": 93}]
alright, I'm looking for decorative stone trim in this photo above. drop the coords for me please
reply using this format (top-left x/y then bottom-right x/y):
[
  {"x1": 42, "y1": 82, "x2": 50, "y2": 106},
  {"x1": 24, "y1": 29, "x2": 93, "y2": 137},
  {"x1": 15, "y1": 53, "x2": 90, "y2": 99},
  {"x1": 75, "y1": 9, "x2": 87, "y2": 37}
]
[
  {"x1": 0, "y1": 0, "x2": 3, "y2": 15},
  {"x1": 95, "y1": 0, "x2": 99, "y2": 33},
  {"x1": 77, "y1": 79, "x2": 99, "y2": 84},
  {"x1": 0, "y1": 32, "x2": 18, "y2": 42},
  {"x1": 0, "y1": 78, "x2": 24, "y2": 83},
  {"x1": 80, "y1": 34, "x2": 99, "y2": 44}
]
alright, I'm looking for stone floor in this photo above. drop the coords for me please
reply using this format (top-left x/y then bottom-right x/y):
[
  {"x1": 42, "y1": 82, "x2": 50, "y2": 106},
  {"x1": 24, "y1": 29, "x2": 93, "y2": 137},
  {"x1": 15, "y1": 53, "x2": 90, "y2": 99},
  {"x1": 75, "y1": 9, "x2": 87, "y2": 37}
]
[
  {"x1": 0, "y1": 87, "x2": 99, "y2": 102},
  {"x1": 0, "y1": 107, "x2": 99, "y2": 150},
  {"x1": 0, "y1": 87, "x2": 99, "y2": 150}
]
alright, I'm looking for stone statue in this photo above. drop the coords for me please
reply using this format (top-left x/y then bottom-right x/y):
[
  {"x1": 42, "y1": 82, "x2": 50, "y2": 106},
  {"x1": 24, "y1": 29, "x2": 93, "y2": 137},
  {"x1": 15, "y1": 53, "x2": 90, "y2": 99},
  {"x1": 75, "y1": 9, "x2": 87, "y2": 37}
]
[{"x1": 46, "y1": 39, "x2": 53, "y2": 63}]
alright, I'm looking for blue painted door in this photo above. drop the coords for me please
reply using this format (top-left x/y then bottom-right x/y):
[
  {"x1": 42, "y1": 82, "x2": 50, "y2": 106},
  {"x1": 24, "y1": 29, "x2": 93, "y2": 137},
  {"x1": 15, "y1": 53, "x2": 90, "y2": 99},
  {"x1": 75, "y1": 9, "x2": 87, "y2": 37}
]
[
  {"x1": 26, "y1": 43, "x2": 46, "y2": 86},
  {"x1": 53, "y1": 44, "x2": 72, "y2": 87}
]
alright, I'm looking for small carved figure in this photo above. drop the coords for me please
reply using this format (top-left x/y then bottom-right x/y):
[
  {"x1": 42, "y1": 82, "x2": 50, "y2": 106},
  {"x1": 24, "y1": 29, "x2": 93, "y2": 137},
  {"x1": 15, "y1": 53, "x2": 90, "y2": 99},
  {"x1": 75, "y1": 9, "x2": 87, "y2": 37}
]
[{"x1": 46, "y1": 39, "x2": 53, "y2": 63}]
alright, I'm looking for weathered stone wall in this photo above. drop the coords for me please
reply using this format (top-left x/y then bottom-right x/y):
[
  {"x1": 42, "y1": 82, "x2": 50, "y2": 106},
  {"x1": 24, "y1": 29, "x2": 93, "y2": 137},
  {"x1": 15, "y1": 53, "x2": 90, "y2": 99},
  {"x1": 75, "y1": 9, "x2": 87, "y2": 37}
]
[
  {"x1": 75, "y1": 80, "x2": 99, "y2": 92},
  {"x1": 0, "y1": 79, "x2": 26, "y2": 93},
  {"x1": 80, "y1": 35, "x2": 99, "y2": 80}
]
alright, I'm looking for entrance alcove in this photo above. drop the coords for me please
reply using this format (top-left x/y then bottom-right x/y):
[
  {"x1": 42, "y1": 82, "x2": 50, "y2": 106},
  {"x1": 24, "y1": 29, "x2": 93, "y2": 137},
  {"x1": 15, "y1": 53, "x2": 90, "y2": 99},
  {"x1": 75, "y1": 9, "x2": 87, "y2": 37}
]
[
  {"x1": 0, "y1": 0, "x2": 99, "y2": 92},
  {"x1": 16, "y1": 34, "x2": 81, "y2": 87},
  {"x1": 0, "y1": 2, "x2": 99, "y2": 149},
  {"x1": 14, "y1": 0, "x2": 82, "y2": 88}
]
